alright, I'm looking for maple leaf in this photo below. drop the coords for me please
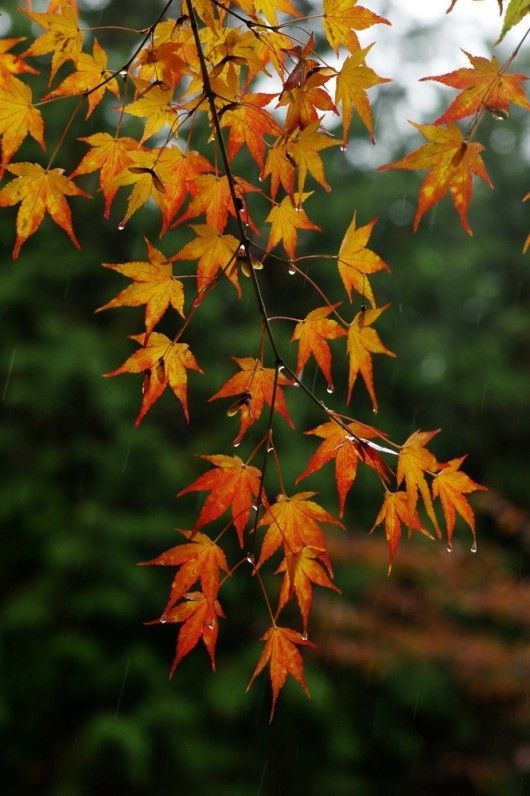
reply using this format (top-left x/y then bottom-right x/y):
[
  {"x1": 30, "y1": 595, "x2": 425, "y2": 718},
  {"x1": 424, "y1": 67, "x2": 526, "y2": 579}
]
[
  {"x1": 160, "y1": 591, "x2": 225, "y2": 673},
  {"x1": 346, "y1": 305, "x2": 395, "y2": 412},
  {"x1": 0, "y1": 73, "x2": 44, "y2": 167},
  {"x1": 70, "y1": 133, "x2": 137, "y2": 219},
  {"x1": 209, "y1": 358, "x2": 294, "y2": 445},
  {"x1": 287, "y1": 121, "x2": 338, "y2": 196},
  {"x1": 372, "y1": 490, "x2": 430, "y2": 573},
  {"x1": 109, "y1": 147, "x2": 170, "y2": 228},
  {"x1": 173, "y1": 224, "x2": 241, "y2": 297},
  {"x1": 238, "y1": 0, "x2": 301, "y2": 26},
  {"x1": 103, "y1": 332, "x2": 203, "y2": 425},
  {"x1": 0, "y1": 38, "x2": 39, "y2": 77},
  {"x1": 0, "y1": 162, "x2": 90, "y2": 258},
  {"x1": 278, "y1": 68, "x2": 338, "y2": 134},
  {"x1": 276, "y1": 546, "x2": 340, "y2": 633},
  {"x1": 257, "y1": 491, "x2": 342, "y2": 569},
  {"x1": 397, "y1": 429, "x2": 441, "y2": 536},
  {"x1": 265, "y1": 192, "x2": 320, "y2": 259},
  {"x1": 247, "y1": 626, "x2": 314, "y2": 721},
  {"x1": 97, "y1": 238, "x2": 185, "y2": 334},
  {"x1": 177, "y1": 173, "x2": 258, "y2": 233},
  {"x1": 379, "y1": 122, "x2": 493, "y2": 235},
  {"x1": 177, "y1": 454, "x2": 263, "y2": 547},
  {"x1": 323, "y1": 0, "x2": 391, "y2": 54},
  {"x1": 432, "y1": 456, "x2": 486, "y2": 548},
  {"x1": 141, "y1": 529, "x2": 228, "y2": 610},
  {"x1": 21, "y1": 0, "x2": 83, "y2": 84},
  {"x1": 291, "y1": 305, "x2": 347, "y2": 390},
  {"x1": 296, "y1": 418, "x2": 391, "y2": 517},
  {"x1": 335, "y1": 46, "x2": 391, "y2": 146},
  {"x1": 260, "y1": 137, "x2": 295, "y2": 200},
  {"x1": 42, "y1": 39, "x2": 119, "y2": 119},
  {"x1": 158, "y1": 148, "x2": 213, "y2": 234},
  {"x1": 422, "y1": 51, "x2": 530, "y2": 126},
  {"x1": 337, "y1": 213, "x2": 389, "y2": 306},
  {"x1": 122, "y1": 80, "x2": 180, "y2": 144},
  {"x1": 497, "y1": 0, "x2": 530, "y2": 42},
  {"x1": 219, "y1": 93, "x2": 281, "y2": 168}
]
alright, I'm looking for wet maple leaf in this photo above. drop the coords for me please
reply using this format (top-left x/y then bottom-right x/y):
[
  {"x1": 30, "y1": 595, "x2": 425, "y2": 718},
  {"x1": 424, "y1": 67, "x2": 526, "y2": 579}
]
[
  {"x1": 346, "y1": 305, "x2": 395, "y2": 412},
  {"x1": 260, "y1": 137, "x2": 295, "y2": 200},
  {"x1": 257, "y1": 491, "x2": 342, "y2": 569},
  {"x1": 379, "y1": 122, "x2": 493, "y2": 235},
  {"x1": 104, "y1": 332, "x2": 202, "y2": 425},
  {"x1": 158, "y1": 148, "x2": 212, "y2": 233},
  {"x1": 0, "y1": 162, "x2": 90, "y2": 258},
  {"x1": 0, "y1": 38, "x2": 39, "y2": 77},
  {"x1": 276, "y1": 546, "x2": 340, "y2": 633},
  {"x1": 337, "y1": 213, "x2": 389, "y2": 307},
  {"x1": 177, "y1": 173, "x2": 258, "y2": 233},
  {"x1": 247, "y1": 626, "x2": 314, "y2": 721},
  {"x1": 177, "y1": 454, "x2": 263, "y2": 547},
  {"x1": 265, "y1": 192, "x2": 320, "y2": 259},
  {"x1": 323, "y1": 0, "x2": 390, "y2": 54},
  {"x1": 141, "y1": 529, "x2": 228, "y2": 609},
  {"x1": 0, "y1": 73, "x2": 44, "y2": 167},
  {"x1": 432, "y1": 456, "x2": 486, "y2": 548},
  {"x1": 220, "y1": 93, "x2": 280, "y2": 168},
  {"x1": 278, "y1": 68, "x2": 337, "y2": 134},
  {"x1": 296, "y1": 417, "x2": 391, "y2": 517},
  {"x1": 21, "y1": 0, "x2": 83, "y2": 84},
  {"x1": 397, "y1": 429, "x2": 441, "y2": 536},
  {"x1": 122, "y1": 80, "x2": 180, "y2": 144},
  {"x1": 287, "y1": 121, "x2": 338, "y2": 196},
  {"x1": 209, "y1": 357, "x2": 294, "y2": 445},
  {"x1": 97, "y1": 238, "x2": 185, "y2": 334},
  {"x1": 372, "y1": 490, "x2": 430, "y2": 573},
  {"x1": 291, "y1": 305, "x2": 347, "y2": 390},
  {"x1": 335, "y1": 46, "x2": 391, "y2": 146},
  {"x1": 70, "y1": 133, "x2": 137, "y2": 219},
  {"x1": 160, "y1": 591, "x2": 225, "y2": 673},
  {"x1": 422, "y1": 51, "x2": 530, "y2": 125},
  {"x1": 238, "y1": 0, "x2": 301, "y2": 26},
  {"x1": 109, "y1": 148, "x2": 171, "y2": 228},
  {"x1": 42, "y1": 39, "x2": 119, "y2": 119},
  {"x1": 173, "y1": 224, "x2": 241, "y2": 297}
]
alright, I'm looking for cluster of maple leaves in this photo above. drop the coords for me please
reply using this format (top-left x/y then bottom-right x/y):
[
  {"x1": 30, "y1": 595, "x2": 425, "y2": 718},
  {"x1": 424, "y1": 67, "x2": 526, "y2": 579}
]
[{"x1": 0, "y1": 0, "x2": 527, "y2": 718}]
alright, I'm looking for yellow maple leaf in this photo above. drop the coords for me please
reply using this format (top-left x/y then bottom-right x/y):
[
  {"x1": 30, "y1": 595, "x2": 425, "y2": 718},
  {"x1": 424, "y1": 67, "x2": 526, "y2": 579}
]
[
  {"x1": 335, "y1": 46, "x2": 391, "y2": 145},
  {"x1": 265, "y1": 192, "x2": 320, "y2": 259},
  {"x1": 0, "y1": 73, "x2": 44, "y2": 166},
  {"x1": 337, "y1": 213, "x2": 389, "y2": 306},
  {"x1": 346, "y1": 304, "x2": 395, "y2": 411},
  {"x1": 21, "y1": 0, "x2": 83, "y2": 84},
  {"x1": 174, "y1": 224, "x2": 241, "y2": 297}
]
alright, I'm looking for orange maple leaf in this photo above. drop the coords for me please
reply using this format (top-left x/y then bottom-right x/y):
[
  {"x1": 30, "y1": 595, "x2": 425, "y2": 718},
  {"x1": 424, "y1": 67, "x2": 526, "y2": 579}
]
[
  {"x1": 41, "y1": 39, "x2": 119, "y2": 118},
  {"x1": 177, "y1": 454, "x2": 263, "y2": 547},
  {"x1": 0, "y1": 161, "x2": 90, "y2": 258},
  {"x1": 260, "y1": 137, "x2": 295, "y2": 199},
  {"x1": 141, "y1": 529, "x2": 228, "y2": 610},
  {"x1": 287, "y1": 121, "x2": 338, "y2": 196},
  {"x1": 347, "y1": 305, "x2": 395, "y2": 412},
  {"x1": 173, "y1": 224, "x2": 241, "y2": 297},
  {"x1": 432, "y1": 456, "x2": 486, "y2": 548},
  {"x1": 0, "y1": 73, "x2": 44, "y2": 167},
  {"x1": 220, "y1": 93, "x2": 281, "y2": 168},
  {"x1": 21, "y1": 0, "x2": 83, "y2": 84},
  {"x1": 296, "y1": 417, "x2": 391, "y2": 517},
  {"x1": 276, "y1": 546, "x2": 340, "y2": 633},
  {"x1": 97, "y1": 238, "x2": 185, "y2": 334},
  {"x1": 337, "y1": 213, "x2": 389, "y2": 306},
  {"x1": 323, "y1": 0, "x2": 390, "y2": 54},
  {"x1": 177, "y1": 173, "x2": 258, "y2": 233},
  {"x1": 278, "y1": 68, "x2": 337, "y2": 134},
  {"x1": 335, "y1": 45, "x2": 391, "y2": 145},
  {"x1": 247, "y1": 626, "x2": 314, "y2": 721},
  {"x1": 0, "y1": 38, "x2": 39, "y2": 77},
  {"x1": 209, "y1": 357, "x2": 294, "y2": 445},
  {"x1": 372, "y1": 490, "x2": 430, "y2": 573},
  {"x1": 70, "y1": 133, "x2": 137, "y2": 219},
  {"x1": 265, "y1": 192, "x2": 320, "y2": 259},
  {"x1": 421, "y1": 51, "x2": 530, "y2": 126},
  {"x1": 397, "y1": 429, "x2": 441, "y2": 536},
  {"x1": 379, "y1": 122, "x2": 493, "y2": 234},
  {"x1": 257, "y1": 491, "x2": 342, "y2": 569},
  {"x1": 291, "y1": 305, "x2": 347, "y2": 390},
  {"x1": 159, "y1": 591, "x2": 225, "y2": 674},
  {"x1": 103, "y1": 332, "x2": 203, "y2": 425}
]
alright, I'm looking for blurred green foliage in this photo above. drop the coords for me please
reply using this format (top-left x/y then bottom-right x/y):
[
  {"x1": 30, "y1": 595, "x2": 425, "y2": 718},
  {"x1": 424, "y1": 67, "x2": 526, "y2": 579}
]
[{"x1": 0, "y1": 1, "x2": 529, "y2": 794}]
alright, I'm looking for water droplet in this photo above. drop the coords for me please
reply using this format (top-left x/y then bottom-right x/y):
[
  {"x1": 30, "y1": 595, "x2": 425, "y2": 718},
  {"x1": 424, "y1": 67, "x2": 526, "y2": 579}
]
[
  {"x1": 207, "y1": 619, "x2": 216, "y2": 630},
  {"x1": 267, "y1": 445, "x2": 274, "y2": 453},
  {"x1": 233, "y1": 440, "x2": 241, "y2": 448},
  {"x1": 295, "y1": 206, "x2": 302, "y2": 213},
  {"x1": 160, "y1": 616, "x2": 167, "y2": 624},
  {"x1": 470, "y1": 541, "x2": 478, "y2": 553},
  {"x1": 340, "y1": 143, "x2": 348, "y2": 152},
  {"x1": 119, "y1": 69, "x2": 128, "y2": 78},
  {"x1": 446, "y1": 543, "x2": 453, "y2": 554},
  {"x1": 489, "y1": 107, "x2": 508, "y2": 121},
  {"x1": 372, "y1": 407, "x2": 378, "y2": 415},
  {"x1": 251, "y1": 504, "x2": 258, "y2": 512},
  {"x1": 326, "y1": 384, "x2": 334, "y2": 394},
  {"x1": 238, "y1": 244, "x2": 246, "y2": 256},
  {"x1": 302, "y1": 631, "x2": 308, "y2": 641},
  {"x1": 278, "y1": 364, "x2": 285, "y2": 372},
  {"x1": 288, "y1": 263, "x2": 296, "y2": 275},
  {"x1": 258, "y1": 174, "x2": 264, "y2": 183},
  {"x1": 245, "y1": 553, "x2": 255, "y2": 565},
  {"x1": 117, "y1": 222, "x2": 126, "y2": 231}
]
